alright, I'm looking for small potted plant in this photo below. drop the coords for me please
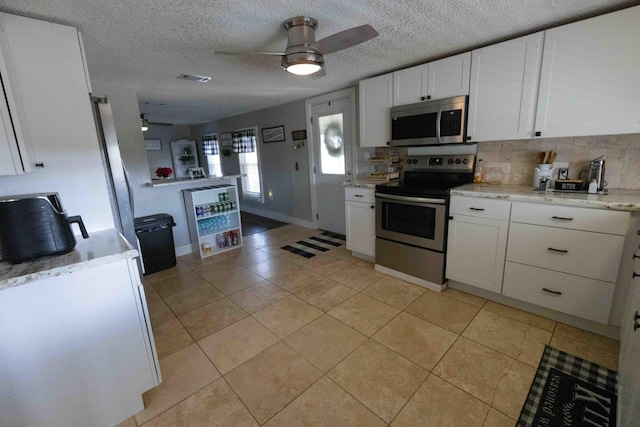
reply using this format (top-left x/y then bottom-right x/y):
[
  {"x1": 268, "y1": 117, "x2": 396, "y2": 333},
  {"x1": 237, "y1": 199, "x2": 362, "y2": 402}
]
[{"x1": 155, "y1": 167, "x2": 173, "y2": 179}]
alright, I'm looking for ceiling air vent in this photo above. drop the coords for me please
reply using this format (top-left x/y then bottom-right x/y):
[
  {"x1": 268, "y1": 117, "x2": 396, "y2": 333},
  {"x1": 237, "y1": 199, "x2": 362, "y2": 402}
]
[{"x1": 177, "y1": 74, "x2": 211, "y2": 83}]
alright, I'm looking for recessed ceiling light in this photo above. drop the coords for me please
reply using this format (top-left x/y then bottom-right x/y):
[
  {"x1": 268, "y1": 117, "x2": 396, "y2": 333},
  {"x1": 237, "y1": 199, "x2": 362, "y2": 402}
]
[{"x1": 177, "y1": 74, "x2": 211, "y2": 83}]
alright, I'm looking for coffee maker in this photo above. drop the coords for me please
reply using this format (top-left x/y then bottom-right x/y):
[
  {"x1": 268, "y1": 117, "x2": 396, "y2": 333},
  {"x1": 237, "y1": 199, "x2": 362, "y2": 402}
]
[{"x1": 587, "y1": 156, "x2": 606, "y2": 191}]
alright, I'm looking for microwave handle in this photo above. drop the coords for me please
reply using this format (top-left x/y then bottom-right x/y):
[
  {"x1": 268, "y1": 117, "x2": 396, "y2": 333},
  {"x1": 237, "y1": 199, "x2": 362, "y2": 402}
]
[{"x1": 436, "y1": 107, "x2": 443, "y2": 144}]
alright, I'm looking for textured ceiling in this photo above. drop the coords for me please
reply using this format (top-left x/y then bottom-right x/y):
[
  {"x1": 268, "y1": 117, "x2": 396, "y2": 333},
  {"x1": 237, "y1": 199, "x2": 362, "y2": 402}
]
[{"x1": 0, "y1": 0, "x2": 637, "y2": 125}]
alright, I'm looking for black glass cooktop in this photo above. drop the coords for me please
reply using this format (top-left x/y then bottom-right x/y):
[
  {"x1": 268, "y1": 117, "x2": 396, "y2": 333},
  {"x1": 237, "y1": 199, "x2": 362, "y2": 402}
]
[{"x1": 376, "y1": 171, "x2": 473, "y2": 198}]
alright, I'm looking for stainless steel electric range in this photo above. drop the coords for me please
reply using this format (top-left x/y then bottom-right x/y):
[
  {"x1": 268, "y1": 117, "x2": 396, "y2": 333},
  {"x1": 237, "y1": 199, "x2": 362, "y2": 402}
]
[{"x1": 374, "y1": 154, "x2": 475, "y2": 291}]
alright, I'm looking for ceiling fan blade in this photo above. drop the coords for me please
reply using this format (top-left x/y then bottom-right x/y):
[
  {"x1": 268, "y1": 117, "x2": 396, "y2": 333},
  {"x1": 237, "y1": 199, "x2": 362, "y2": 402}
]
[
  {"x1": 215, "y1": 51, "x2": 285, "y2": 56},
  {"x1": 310, "y1": 68, "x2": 326, "y2": 79},
  {"x1": 311, "y1": 24, "x2": 378, "y2": 55}
]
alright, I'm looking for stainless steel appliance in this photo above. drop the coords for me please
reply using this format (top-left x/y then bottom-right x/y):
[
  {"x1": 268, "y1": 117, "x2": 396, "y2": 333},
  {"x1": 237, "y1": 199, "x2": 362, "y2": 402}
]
[
  {"x1": 91, "y1": 96, "x2": 140, "y2": 270},
  {"x1": 390, "y1": 96, "x2": 468, "y2": 146},
  {"x1": 587, "y1": 155, "x2": 606, "y2": 191},
  {"x1": 375, "y1": 154, "x2": 475, "y2": 286},
  {"x1": 0, "y1": 193, "x2": 88, "y2": 264}
]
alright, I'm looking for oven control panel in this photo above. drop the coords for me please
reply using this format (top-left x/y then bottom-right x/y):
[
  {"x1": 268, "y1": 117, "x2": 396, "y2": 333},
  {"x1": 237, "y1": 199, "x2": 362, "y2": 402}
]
[{"x1": 405, "y1": 155, "x2": 475, "y2": 172}]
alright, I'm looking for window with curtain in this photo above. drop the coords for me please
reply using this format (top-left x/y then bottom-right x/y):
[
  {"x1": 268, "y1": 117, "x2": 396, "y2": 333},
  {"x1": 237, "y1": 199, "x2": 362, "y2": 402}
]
[
  {"x1": 202, "y1": 134, "x2": 223, "y2": 177},
  {"x1": 233, "y1": 128, "x2": 263, "y2": 202}
]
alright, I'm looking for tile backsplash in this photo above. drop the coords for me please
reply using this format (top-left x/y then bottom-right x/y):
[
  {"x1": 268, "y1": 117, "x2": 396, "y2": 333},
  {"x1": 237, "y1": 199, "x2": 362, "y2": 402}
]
[{"x1": 477, "y1": 134, "x2": 640, "y2": 189}]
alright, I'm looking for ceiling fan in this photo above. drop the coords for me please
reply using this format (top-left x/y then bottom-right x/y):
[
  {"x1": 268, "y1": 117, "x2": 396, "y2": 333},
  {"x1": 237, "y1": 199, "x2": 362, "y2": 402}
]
[
  {"x1": 140, "y1": 113, "x2": 173, "y2": 132},
  {"x1": 216, "y1": 16, "x2": 378, "y2": 77}
]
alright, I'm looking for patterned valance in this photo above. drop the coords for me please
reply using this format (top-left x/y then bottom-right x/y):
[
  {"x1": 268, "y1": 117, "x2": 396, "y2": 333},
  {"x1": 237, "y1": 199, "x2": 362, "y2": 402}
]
[
  {"x1": 232, "y1": 130, "x2": 256, "y2": 153},
  {"x1": 202, "y1": 135, "x2": 219, "y2": 155}
]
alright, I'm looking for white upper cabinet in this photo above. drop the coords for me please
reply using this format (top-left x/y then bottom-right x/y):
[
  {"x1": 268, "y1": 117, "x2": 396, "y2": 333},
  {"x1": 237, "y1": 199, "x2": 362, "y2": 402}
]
[
  {"x1": 467, "y1": 33, "x2": 544, "y2": 142},
  {"x1": 393, "y1": 52, "x2": 471, "y2": 106},
  {"x1": 358, "y1": 73, "x2": 393, "y2": 147},
  {"x1": 0, "y1": 26, "x2": 30, "y2": 175},
  {"x1": 534, "y1": 6, "x2": 640, "y2": 138}
]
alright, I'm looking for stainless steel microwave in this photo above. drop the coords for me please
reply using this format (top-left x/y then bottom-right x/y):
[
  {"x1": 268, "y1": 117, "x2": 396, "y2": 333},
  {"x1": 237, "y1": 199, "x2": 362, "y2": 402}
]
[{"x1": 390, "y1": 95, "x2": 468, "y2": 146}]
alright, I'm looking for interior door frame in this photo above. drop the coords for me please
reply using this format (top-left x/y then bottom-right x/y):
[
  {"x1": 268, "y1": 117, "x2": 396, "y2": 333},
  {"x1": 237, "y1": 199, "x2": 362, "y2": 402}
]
[{"x1": 305, "y1": 87, "x2": 357, "y2": 230}]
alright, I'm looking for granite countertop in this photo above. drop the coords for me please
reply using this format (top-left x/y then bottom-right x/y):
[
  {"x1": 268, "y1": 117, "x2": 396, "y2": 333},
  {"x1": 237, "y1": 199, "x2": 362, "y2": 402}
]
[
  {"x1": 0, "y1": 229, "x2": 138, "y2": 292},
  {"x1": 451, "y1": 184, "x2": 640, "y2": 211},
  {"x1": 147, "y1": 174, "x2": 243, "y2": 187},
  {"x1": 343, "y1": 180, "x2": 382, "y2": 189}
]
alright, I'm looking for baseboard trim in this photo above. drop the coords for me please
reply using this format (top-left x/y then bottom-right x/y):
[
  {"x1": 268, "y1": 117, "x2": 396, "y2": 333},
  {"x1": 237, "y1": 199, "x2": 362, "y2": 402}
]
[
  {"x1": 175, "y1": 244, "x2": 193, "y2": 257},
  {"x1": 240, "y1": 205, "x2": 316, "y2": 229}
]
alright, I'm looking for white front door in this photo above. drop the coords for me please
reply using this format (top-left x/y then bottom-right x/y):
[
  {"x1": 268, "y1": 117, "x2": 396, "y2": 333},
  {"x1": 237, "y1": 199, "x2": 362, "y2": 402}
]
[{"x1": 308, "y1": 93, "x2": 354, "y2": 234}]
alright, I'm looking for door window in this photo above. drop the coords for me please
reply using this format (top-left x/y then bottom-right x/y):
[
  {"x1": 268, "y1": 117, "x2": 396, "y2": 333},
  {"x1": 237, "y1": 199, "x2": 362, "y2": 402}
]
[{"x1": 318, "y1": 113, "x2": 345, "y2": 175}]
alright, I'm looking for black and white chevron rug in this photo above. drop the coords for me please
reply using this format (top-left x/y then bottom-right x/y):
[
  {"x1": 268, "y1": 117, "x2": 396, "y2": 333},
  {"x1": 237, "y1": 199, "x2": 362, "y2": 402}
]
[{"x1": 281, "y1": 231, "x2": 346, "y2": 258}]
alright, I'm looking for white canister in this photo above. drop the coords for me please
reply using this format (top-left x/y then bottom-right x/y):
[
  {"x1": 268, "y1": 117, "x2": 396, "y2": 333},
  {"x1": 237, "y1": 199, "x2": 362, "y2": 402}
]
[{"x1": 533, "y1": 164, "x2": 553, "y2": 189}]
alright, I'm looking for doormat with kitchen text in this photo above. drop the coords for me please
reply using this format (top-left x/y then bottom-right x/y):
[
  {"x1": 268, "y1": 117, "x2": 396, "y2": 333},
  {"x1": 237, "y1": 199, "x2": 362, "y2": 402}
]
[
  {"x1": 281, "y1": 231, "x2": 346, "y2": 258},
  {"x1": 517, "y1": 345, "x2": 617, "y2": 427}
]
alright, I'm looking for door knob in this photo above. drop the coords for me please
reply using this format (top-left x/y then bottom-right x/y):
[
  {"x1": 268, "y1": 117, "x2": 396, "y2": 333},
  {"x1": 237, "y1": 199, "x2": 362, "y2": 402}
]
[{"x1": 634, "y1": 311, "x2": 640, "y2": 331}]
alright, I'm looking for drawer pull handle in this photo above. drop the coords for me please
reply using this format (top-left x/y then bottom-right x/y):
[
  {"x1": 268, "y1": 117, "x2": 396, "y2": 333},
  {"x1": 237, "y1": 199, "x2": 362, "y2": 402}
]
[
  {"x1": 547, "y1": 247, "x2": 568, "y2": 253},
  {"x1": 355, "y1": 194, "x2": 364, "y2": 197},
  {"x1": 633, "y1": 272, "x2": 640, "y2": 279},
  {"x1": 634, "y1": 254, "x2": 640, "y2": 260},
  {"x1": 552, "y1": 216, "x2": 574, "y2": 221},
  {"x1": 542, "y1": 288, "x2": 562, "y2": 295},
  {"x1": 634, "y1": 311, "x2": 640, "y2": 331},
  {"x1": 469, "y1": 207, "x2": 485, "y2": 211}
]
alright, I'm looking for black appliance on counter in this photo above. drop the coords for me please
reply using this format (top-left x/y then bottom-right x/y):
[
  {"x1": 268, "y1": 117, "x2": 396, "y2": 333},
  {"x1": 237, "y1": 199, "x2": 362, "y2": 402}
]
[
  {"x1": 375, "y1": 154, "x2": 475, "y2": 286},
  {"x1": 0, "y1": 193, "x2": 88, "y2": 264}
]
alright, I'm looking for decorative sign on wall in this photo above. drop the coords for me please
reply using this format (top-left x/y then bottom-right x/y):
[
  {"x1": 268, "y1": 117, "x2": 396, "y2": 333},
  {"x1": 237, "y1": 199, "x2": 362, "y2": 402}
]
[
  {"x1": 262, "y1": 125, "x2": 285, "y2": 143},
  {"x1": 291, "y1": 130, "x2": 307, "y2": 140},
  {"x1": 144, "y1": 139, "x2": 162, "y2": 151},
  {"x1": 220, "y1": 133, "x2": 233, "y2": 147}
]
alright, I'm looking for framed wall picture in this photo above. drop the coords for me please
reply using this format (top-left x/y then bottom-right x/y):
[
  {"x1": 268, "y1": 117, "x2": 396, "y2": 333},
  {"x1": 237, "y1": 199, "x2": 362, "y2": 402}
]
[
  {"x1": 220, "y1": 132, "x2": 233, "y2": 147},
  {"x1": 262, "y1": 125, "x2": 285, "y2": 143},
  {"x1": 144, "y1": 139, "x2": 162, "y2": 151},
  {"x1": 291, "y1": 129, "x2": 307, "y2": 140}
]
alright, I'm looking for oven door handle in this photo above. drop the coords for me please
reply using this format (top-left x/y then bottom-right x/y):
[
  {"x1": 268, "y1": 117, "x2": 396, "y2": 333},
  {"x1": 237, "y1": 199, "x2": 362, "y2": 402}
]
[
  {"x1": 436, "y1": 106, "x2": 443, "y2": 144},
  {"x1": 375, "y1": 193, "x2": 447, "y2": 205}
]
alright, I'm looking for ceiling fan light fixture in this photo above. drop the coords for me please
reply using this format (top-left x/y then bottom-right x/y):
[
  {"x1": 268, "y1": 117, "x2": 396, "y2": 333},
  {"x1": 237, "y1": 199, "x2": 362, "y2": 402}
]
[
  {"x1": 140, "y1": 114, "x2": 149, "y2": 132},
  {"x1": 281, "y1": 51, "x2": 324, "y2": 75}
]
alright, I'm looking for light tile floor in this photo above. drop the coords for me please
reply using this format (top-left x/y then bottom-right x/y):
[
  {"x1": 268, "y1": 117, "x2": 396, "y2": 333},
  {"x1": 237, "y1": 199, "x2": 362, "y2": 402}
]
[{"x1": 118, "y1": 224, "x2": 620, "y2": 426}]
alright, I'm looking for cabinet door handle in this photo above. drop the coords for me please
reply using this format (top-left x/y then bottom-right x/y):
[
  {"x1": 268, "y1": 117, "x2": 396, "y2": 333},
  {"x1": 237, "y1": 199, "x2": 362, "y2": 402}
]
[
  {"x1": 354, "y1": 194, "x2": 363, "y2": 197},
  {"x1": 370, "y1": 205, "x2": 374, "y2": 209},
  {"x1": 633, "y1": 254, "x2": 640, "y2": 260},
  {"x1": 542, "y1": 288, "x2": 562, "y2": 295},
  {"x1": 552, "y1": 216, "x2": 573, "y2": 221},
  {"x1": 633, "y1": 272, "x2": 640, "y2": 279},
  {"x1": 469, "y1": 207, "x2": 485, "y2": 211},
  {"x1": 548, "y1": 247, "x2": 568, "y2": 253},
  {"x1": 634, "y1": 311, "x2": 640, "y2": 331}
]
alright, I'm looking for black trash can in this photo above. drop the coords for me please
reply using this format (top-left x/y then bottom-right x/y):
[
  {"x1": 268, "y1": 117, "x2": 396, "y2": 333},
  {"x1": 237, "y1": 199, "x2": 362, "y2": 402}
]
[{"x1": 134, "y1": 214, "x2": 176, "y2": 275}]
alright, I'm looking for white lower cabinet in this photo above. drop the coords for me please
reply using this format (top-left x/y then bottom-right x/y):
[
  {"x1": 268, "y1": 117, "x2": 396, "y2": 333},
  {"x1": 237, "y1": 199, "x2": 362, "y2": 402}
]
[
  {"x1": 345, "y1": 187, "x2": 375, "y2": 258},
  {"x1": 446, "y1": 196, "x2": 510, "y2": 293},
  {"x1": 503, "y1": 262, "x2": 615, "y2": 324},
  {"x1": 447, "y1": 214, "x2": 508, "y2": 293},
  {"x1": 447, "y1": 196, "x2": 630, "y2": 325},
  {"x1": 0, "y1": 256, "x2": 160, "y2": 427}
]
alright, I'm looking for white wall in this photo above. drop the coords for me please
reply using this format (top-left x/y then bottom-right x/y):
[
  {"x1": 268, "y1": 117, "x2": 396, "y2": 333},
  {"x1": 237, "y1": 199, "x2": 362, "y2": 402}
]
[
  {"x1": 0, "y1": 13, "x2": 114, "y2": 233},
  {"x1": 92, "y1": 85, "x2": 202, "y2": 250},
  {"x1": 192, "y1": 100, "x2": 313, "y2": 223}
]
